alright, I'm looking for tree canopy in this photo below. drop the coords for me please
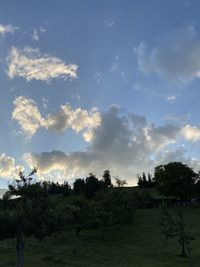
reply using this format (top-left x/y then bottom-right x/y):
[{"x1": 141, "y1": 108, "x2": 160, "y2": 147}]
[{"x1": 154, "y1": 162, "x2": 197, "y2": 199}]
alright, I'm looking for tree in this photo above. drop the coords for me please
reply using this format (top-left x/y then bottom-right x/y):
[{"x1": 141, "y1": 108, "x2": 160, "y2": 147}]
[
  {"x1": 0, "y1": 169, "x2": 54, "y2": 267},
  {"x1": 161, "y1": 207, "x2": 194, "y2": 260},
  {"x1": 61, "y1": 197, "x2": 98, "y2": 254},
  {"x1": 102, "y1": 170, "x2": 112, "y2": 189},
  {"x1": 114, "y1": 176, "x2": 127, "y2": 187},
  {"x1": 154, "y1": 162, "x2": 197, "y2": 199},
  {"x1": 85, "y1": 173, "x2": 101, "y2": 198},
  {"x1": 137, "y1": 174, "x2": 143, "y2": 187},
  {"x1": 95, "y1": 189, "x2": 135, "y2": 240},
  {"x1": 73, "y1": 178, "x2": 85, "y2": 195}
]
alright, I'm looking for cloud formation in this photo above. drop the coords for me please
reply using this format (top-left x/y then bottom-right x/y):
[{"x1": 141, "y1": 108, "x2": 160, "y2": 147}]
[
  {"x1": 0, "y1": 154, "x2": 23, "y2": 179},
  {"x1": 135, "y1": 26, "x2": 200, "y2": 85},
  {"x1": 181, "y1": 124, "x2": 200, "y2": 141},
  {"x1": 12, "y1": 96, "x2": 101, "y2": 140},
  {"x1": 0, "y1": 24, "x2": 18, "y2": 35},
  {"x1": 24, "y1": 106, "x2": 181, "y2": 183},
  {"x1": 7, "y1": 47, "x2": 78, "y2": 82}
]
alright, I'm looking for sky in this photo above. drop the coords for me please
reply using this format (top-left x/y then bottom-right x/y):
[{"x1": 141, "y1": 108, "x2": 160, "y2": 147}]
[{"x1": 1, "y1": 0, "x2": 200, "y2": 187}]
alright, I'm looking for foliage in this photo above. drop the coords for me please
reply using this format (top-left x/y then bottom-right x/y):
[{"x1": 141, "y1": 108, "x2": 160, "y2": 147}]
[
  {"x1": 102, "y1": 170, "x2": 113, "y2": 189},
  {"x1": 160, "y1": 207, "x2": 194, "y2": 259},
  {"x1": 114, "y1": 176, "x2": 127, "y2": 187},
  {"x1": 95, "y1": 189, "x2": 136, "y2": 239},
  {"x1": 154, "y1": 162, "x2": 197, "y2": 199},
  {"x1": 137, "y1": 172, "x2": 156, "y2": 188},
  {"x1": 0, "y1": 169, "x2": 55, "y2": 267}
]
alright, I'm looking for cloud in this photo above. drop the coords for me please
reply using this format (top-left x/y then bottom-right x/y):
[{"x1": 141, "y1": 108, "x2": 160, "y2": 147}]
[
  {"x1": 7, "y1": 47, "x2": 78, "y2": 82},
  {"x1": 181, "y1": 124, "x2": 200, "y2": 141},
  {"x1": 164, "y1": 113, "x2": 190, "y2": 125},
  {"x1": 166, "y1": 95, "x2": 176, "y2": 103},
  {"x1": 135, "y1": 26, "x2": 200, "y2": 85},
  {"x1": 12, "y1": 96, "x2": 101, "y2": 140},
  {"x1": 12, "y1": 96, "x2": 45, "y2": 137},
  {"x1": 24, "y1": 106, "x2": 181, "y2": 183},
  {"x1": 0, "y1": 24, "x2": 18, "y2": 35},
  {"x1": 32, "y1": 29, "x2": 39, "y2": 41},
  {"x1": 39, "y1": 26, "x2": 46, "y2": 33},
  {"x1": 110, "y1": 56, "x2": 120, "y2": 72},
  {"x1": 104, "y1": 20, "x2": 115, "y2": 27},
  {"x1": 0, "y1": 154, "x2": 23, "y2": 179}
]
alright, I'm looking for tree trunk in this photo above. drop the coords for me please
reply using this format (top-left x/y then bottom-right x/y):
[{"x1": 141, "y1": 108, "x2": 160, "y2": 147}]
[
  {"x1": 16, "y1": 229, "x2": 24, "y2": 267},
  {"x1": 180, "y1": 239, "x2": 187, "y2": 257}
]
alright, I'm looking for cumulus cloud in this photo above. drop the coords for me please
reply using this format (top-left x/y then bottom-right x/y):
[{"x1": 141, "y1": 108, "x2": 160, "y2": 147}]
[
  {"x1": 12, "y1": 96, "x2": 45, "y2": 137},
  {"x1": 24, "y1": 106, "x2": 181, "y2": 183},
  {"x1": 7, "y1": 47, "x2": 78, "y2": 82},
  {"x1": 135, "y1": 26, "x2": 200, "y2": 85},
  {"x1": 0, "y1": 24, "x2": 18, "y2": 35},
  {"x1": 12, "y1": 96, "x2": 101, "y2": 140},
  {"x1": 0, "y1": 154, "x2": 23, "y2": 179},
  {"x1": 181, "y1": 124, "x2": 200, "y2": 141}
]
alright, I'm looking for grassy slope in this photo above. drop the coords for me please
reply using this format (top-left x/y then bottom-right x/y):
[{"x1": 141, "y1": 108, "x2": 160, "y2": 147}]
[{"x1": 1, "y1": 207, "x2": 200, "y2": 267}]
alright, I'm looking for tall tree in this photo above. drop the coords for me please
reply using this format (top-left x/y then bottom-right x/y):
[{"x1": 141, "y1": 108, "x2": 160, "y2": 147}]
[
  {"x1": 102, "y1": 170, "x2": 112, "y2": 189},
  {"x1": 85, "y1": 173, "x2": 101, "y2": 198},
  {"x1": 73, "y1": 178, "x2": 85, "y2": 195},
  {"x1": 154, "y1": 162, "x2": 197, "y2": 199}
]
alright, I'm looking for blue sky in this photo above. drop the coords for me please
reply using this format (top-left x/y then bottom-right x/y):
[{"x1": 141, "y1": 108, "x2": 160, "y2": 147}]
[{"x1": 1, "y1": 0, "x2": 200, "y2": 187}]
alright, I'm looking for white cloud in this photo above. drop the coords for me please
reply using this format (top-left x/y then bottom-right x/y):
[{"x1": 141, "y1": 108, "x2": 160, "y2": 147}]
[
  {"x1": 32, "y1": 29, "x2": 39, "y2": 41},
  {"x1": 181, "y1": 124, "x2": 200, "y2": 141},
  {"x1": 135, "y1": 26, "x2": 200, "y2": 85},
  {"x1": 39, "y1": 26, "x2": 46, "y2": 33},
  {"x1": 104, "y1": 20, "x2": 115, "y2": 27},
  {"x1": 0, "y1": 154, "x2": 23, "y2": 179},
  {"x1": 24, "y1": 106, "x2": 180, "y2": 184},
  {"x1": 0, "y1": 24, "x2": 18, "y2": 35},
  {"x1": 166, "y1": 95, "x2": 176, "y2": 103},
  {"x1": 7, "y1": 47, "x2": 78, "y2": 82},
  {"x1": 12, "y1": 96, "x2": 101, "y2": 140},
  {"x1": 12, "y1": 96, "x2": 45, "y2": 137}
]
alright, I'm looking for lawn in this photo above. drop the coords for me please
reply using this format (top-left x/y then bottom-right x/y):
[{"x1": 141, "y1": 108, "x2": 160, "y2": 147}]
[{"x1": 0, "y1": 207, "x2": 200, "y2": 266}]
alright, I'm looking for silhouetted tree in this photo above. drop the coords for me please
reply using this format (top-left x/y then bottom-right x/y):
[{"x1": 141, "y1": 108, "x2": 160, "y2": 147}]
[
  {"x1": 154, "y1": 162, "x2": 197, "y2": 199},
  {"x1": 73, "y1": 178, "x2": 85, "y2": 195},
  {"x1": 85, "y1": 173, "x2": 101, "y2": 198},
  {"x1": 102, "y1": 170, "x2": 112, "y2": 189},
  {"x1": 114, "y1": 176, "x2": 127, "y2": 187},
  {"x1": 0, "y1": 169, "x2": 54, "y2": 267}
]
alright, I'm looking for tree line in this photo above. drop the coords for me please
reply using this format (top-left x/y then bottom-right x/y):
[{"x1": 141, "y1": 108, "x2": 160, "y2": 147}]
[
  {"x1": 1, "y1": 161, "x2": 200, "y2": 266},
  {"x1": 0, "y1": 169, "x2": 138, "y2": 267}
]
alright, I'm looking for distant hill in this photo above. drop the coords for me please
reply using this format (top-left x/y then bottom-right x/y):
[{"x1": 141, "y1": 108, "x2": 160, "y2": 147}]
[{"x1": 0, "y1": 189, "x2": 7, "y2": 199}]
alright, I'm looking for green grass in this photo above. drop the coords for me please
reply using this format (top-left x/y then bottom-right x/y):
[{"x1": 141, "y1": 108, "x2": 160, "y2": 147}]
[{"x1": 1, "y1": 208, "x2": 200, "y2": 266}]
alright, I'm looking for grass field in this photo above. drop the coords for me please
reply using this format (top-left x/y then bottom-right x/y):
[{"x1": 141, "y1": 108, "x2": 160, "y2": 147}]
[{"x1": 0, "y1": 207, "x2": 200, "y2": 267}]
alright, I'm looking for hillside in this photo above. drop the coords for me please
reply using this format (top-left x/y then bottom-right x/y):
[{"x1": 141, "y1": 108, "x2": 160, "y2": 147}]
[{"x1": 0, "y1": 208, "x2": 200, "y2": 266}]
